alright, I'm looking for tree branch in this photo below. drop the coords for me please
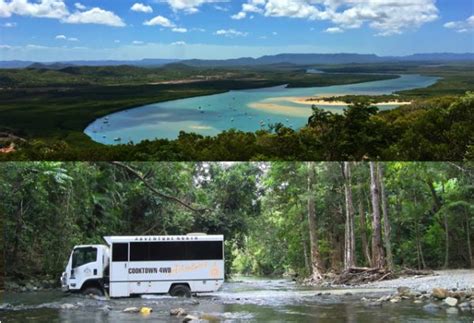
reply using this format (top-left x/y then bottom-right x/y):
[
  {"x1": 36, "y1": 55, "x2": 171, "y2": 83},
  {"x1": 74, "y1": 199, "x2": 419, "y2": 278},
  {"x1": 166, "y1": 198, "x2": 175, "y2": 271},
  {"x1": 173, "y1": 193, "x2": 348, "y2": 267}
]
[{"x1": 110, "y1": 161, "x2": 209, "y2": 213}]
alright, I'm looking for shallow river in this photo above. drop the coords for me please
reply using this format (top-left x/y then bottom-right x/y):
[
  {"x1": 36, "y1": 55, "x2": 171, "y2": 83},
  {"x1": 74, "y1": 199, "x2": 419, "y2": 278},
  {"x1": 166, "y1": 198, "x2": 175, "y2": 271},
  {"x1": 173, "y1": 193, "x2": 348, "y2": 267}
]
[
  {"x1": 1, "y1": 277, "x2": 471, "y2": 322},
  {"x1": 84, "y1": 74, "x2": 438, "y2": 144}
]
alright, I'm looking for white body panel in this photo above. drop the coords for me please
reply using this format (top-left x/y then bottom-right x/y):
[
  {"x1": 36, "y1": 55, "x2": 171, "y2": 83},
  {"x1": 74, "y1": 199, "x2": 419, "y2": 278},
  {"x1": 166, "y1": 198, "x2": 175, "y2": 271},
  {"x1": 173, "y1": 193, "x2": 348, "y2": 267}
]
[
  {"x1": 110, "y1": 260, "x2": 224, "y2": 296},
  {"x1": 107, "y1": 235, "x2": 225, "y2": 297}
]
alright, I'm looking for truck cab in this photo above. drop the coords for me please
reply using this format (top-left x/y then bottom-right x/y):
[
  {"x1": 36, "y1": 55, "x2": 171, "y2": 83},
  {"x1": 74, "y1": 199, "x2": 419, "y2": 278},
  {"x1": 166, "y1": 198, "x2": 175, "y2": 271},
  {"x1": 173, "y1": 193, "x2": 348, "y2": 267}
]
[{"x1": 61, "y1": 244, "x2": 109, "y2": 296}]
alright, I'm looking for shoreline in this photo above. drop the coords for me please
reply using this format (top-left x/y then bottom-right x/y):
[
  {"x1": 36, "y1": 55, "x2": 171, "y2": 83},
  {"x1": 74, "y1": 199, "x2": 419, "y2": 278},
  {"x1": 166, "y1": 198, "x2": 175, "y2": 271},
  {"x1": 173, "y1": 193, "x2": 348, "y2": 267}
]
[{"x1": 282, "y1": 96, "x2": 413, "y2": 107}]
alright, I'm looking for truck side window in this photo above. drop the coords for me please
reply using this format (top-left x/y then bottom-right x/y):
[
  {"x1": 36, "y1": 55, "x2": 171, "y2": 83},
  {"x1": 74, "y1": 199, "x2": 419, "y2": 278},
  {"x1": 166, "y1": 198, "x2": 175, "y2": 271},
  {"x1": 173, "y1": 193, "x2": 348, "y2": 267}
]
[
  {"x1": 112, "y1": 243, "x2": 128, "y2": 262},
  {"x1": 72, "y1": 247, "x2": 97, "y2": 268}
]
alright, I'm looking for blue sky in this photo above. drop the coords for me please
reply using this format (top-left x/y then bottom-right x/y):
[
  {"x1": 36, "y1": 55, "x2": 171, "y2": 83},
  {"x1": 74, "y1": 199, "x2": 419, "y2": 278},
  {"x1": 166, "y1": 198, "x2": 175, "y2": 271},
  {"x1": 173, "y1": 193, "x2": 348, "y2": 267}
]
[{"x1": 0, "y1": 0, "x2": 473, "y2": 61}]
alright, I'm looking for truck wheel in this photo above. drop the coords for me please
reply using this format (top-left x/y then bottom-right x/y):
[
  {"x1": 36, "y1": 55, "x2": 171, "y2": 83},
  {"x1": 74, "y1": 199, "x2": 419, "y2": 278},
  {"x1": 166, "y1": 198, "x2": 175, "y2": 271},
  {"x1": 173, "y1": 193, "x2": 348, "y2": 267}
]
[
  {"x1": 169, "y1": 284, "x2": 191, "y2": 297},
  {"x1": 83, "y1": 286, "x2": 104, "y2": 297}
]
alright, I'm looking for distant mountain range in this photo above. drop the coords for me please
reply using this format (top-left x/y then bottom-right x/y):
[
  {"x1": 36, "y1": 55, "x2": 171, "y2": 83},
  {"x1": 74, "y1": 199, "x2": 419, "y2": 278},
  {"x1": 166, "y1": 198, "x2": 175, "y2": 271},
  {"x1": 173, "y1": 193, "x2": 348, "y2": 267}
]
[
  {"x1": 179, "y1": 53, "x2": 474, "y2": 67},
  {"x1": 0, "y1": 58, "x2": 180, "y2": 69},
  {"x1": 0, "y1": 53, "x2": 473, "y2": 69}
]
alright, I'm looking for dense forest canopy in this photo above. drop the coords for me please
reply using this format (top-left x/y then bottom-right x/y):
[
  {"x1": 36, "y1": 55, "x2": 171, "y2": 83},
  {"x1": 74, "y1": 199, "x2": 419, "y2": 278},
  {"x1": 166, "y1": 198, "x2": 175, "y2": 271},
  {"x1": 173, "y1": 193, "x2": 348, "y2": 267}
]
[{"x1": 1, "y1": 162, "x2": 472, "y2": 283}]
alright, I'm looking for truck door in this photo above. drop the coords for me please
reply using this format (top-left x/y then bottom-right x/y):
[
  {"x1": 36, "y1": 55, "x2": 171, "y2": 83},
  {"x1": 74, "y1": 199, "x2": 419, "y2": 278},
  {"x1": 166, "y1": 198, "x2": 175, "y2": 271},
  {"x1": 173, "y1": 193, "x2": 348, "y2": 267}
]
[
  {"x1": 70, "y1": 247, "x2": 100, "y2": 291},
  {"x1": 110, "y1": 242, "x2": 129, "y2": 297}
]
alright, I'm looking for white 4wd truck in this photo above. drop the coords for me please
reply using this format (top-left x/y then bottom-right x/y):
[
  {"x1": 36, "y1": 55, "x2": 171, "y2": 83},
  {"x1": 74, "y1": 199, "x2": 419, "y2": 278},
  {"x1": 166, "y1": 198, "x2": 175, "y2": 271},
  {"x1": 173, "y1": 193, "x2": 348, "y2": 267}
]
[{"x1": 61, "y1": 234, "x2": 224, "y2": 297}]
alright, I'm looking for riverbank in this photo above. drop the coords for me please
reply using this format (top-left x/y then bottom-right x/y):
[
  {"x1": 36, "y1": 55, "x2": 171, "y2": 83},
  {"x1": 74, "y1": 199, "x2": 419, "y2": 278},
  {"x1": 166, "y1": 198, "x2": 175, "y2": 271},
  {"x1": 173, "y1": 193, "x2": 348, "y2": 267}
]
[
  {"x1": 1, "y1": 277, "x2": 473, "y2": 322},
  {"x1": 364, "y1": 269, "x2": 474, "y2": 292},
  {"x1": 291, "y1": 96, "x2": 412, "y2": 106}
]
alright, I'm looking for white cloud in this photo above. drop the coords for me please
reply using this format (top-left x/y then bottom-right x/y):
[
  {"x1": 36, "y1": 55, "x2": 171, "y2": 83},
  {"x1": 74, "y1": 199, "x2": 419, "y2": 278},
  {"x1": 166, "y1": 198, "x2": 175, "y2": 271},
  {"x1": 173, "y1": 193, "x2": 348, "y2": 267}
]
[
  {"x1": 231, "y1": 11, "x2": 246, "y2": 20},
  {"x1": 74, "y1": 2, "x2": 86, "y2": 10},
  {"x1": 214, "y1": 5, "x2": 228, "y2": 12},
  {"x1": 0, "y1": 44, "x2": 12, "y2": 49},
  {"x1": 215, "y1": 28, "x2": 248, "y2": 37},
  {"x1": 0, "y1": 0, "x2": 69, "y2": 18},
  {"x1": 131, "y1": 3, "x2": 153, "y2": 13},
  {"x1": 144, "y1": 15, "x2": 175, "y2": 27},
  {"x1": 114, "y1": 39, "x2": 121, "y2": 43},
  {"x1": 444, "y1": 15, "x2": 474, "y2": 33},
  {"x1": 171, "y1": 41, "x2": 186, "y2": 45},
  {"x1": 56, "y1": 34, "x2": 79, "y2": 41},
  {"x1": 63, "y1": 7, "x2": 125, "y2": 27},
  {"x1": 232, "y1": 0, "x2": 439, "y2": 36},
  {"x1": 3, "y1": 22, "x2": 16, "y2": 27},
  {"x1": 325, "y1": 26, "x2": 343, "y2": 33},
  {"x1": 132, "y1": 40, "x2": 144, "y2": 45},
  {"x1": 0, "y1": 1, "x2": 125, "y2": 27},
  {"x1": 172, "y1": 27, "x2": 187, "y2": 32},
  {"x1": 156, "y1": 0, "x2": 227, "y2": 14}
]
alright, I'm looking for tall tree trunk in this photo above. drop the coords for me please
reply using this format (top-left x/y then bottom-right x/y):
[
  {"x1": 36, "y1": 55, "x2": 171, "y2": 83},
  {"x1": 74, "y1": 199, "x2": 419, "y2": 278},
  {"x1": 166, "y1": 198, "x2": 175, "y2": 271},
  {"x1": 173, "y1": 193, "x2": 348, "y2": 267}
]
[
  {"x1": 358, "y1": 197, "x2": 372, "y2": 267},
  {"x1": 466, "y1": 211, "x2": 473, "y2": 268},
  {"x1": 301, "y1": 211, "x2": 311, "y2": 274},
  {"x1": 342, "y1": 162, "x2": 356, "y2": 270},
  {"x1": 443, "y1": 212, "x2": 449, "y2": 269},
  {"x1": 11, "y1": 198, "x2": 24, "y2": 271},
  {"x1": 369, "y1": 162, "x2": 385, "y2": 269},
  {"x1": 377, "y1": 163, "x2": 393, "y2": 271},
  {"x1": 307, "y1": 162, "x2": 323, "y2": 280}
]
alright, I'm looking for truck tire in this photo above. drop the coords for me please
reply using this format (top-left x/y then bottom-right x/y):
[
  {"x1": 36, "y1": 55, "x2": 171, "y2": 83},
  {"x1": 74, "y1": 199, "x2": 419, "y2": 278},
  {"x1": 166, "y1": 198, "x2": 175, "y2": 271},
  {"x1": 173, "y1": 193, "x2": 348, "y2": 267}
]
[
  {"x1": 82, "y1": 286, "x2": 104, "y2": 297},
  {"x1": 169, "y1": 284, "x2": 191, "y2": 297}
]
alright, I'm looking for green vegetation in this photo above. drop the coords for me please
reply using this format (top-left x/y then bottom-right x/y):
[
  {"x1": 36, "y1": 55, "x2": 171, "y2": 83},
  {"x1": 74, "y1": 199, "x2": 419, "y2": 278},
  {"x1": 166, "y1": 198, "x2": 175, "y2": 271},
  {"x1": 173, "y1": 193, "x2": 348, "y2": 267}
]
[
  {"x1": 0, "y1": 63, "x2": 473, "y2": 161},
  {"x1": 2, "y1": 92, "x2": 473, "y2": 161},
  {"x1": 1, "y1": 162, "x2": 472, "y2": 282}
]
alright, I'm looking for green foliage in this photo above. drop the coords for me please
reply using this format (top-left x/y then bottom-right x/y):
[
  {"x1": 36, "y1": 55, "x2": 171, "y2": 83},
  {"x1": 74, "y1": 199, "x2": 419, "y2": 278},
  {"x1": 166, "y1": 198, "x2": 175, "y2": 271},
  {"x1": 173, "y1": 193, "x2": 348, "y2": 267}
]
[
  {"x1": 1, "y1": 162, "x2": 473, "y2": 282},
  {"x1": 2, "y1": 92, "x2": 472, "y2": 161}
]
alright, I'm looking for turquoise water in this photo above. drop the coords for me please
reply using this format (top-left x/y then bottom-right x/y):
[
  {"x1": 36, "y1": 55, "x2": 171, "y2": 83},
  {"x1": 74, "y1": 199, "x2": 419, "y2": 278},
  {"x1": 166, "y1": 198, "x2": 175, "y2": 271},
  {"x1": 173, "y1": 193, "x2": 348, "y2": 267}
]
[{"x1": 84, "y1": 74, "x2": 438, "y2": 144}]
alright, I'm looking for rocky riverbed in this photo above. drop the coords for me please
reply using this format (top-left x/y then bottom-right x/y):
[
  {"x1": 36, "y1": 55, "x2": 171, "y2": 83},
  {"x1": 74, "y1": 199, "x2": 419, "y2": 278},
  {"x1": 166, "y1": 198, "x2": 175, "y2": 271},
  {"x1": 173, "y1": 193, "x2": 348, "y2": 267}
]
[
  {"x1": 364, "y1": 270, "x2": 474, "y2": 292},
  {"x1": 1, "y1": 275, "x2": 474, "y2": 322}
]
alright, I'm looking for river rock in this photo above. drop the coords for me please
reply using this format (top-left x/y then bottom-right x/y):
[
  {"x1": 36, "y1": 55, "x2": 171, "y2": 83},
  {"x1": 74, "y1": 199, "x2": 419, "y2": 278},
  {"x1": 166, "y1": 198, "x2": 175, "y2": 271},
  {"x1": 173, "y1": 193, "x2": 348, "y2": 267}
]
[
  {"x1": 170, "y1": 307, "x2": 187, "y2": 316},
  {"x1": 99, "y1": 305, "x2": 111, "y2": 313},
  {"x1": 432, "y1": 288, "x2": 448, "y2": 299},
  {"x1": 458, "y1": 301, "x2": 471, "y2": 310},
  {"x1": 414, "y1": 300, "x2": 423, "y2": 304},
  {"x1": 444, "y1": 297, "x2": 458, "y2": 307},
  {"x1": 448, "y1": 291, "x2": 465, "y2": 300},
  {"x1": 423, "y1": 303, "x2": 441, "y2": 313},
  {"x1": 366, "y1": 301, "x2": 382, "y2": 307},
  {"x1": 377, "y1": 295, "x2": 391, "y2": 302},
  {"x1": 123, "y1": 307, "x2": 140, "y2": 313},
  {"x1": 445, "y1": 307, "x2": 459, "y2": 315},
  {"x1": 390, "y1": 296, "x2": 401, "y2": 303},
  {"x1": 182, "y1": 314, "x2": 199, "y2": 322},
  {"x1": 397, "y1": 286, "x2": 411, "y2": 297},
  {"x1": 0, "y1": 303, "x2": 14, "y2": 311},
  {"x1": 60, "y1": 303, "x2": 76, "y2": 310}
]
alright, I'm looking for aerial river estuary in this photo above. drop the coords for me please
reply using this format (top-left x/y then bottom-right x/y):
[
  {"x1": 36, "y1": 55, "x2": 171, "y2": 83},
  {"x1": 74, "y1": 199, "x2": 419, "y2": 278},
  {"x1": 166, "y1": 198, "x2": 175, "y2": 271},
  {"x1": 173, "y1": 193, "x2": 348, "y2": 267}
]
[{"x1": 84, "y1": 74, "x2": 438, "y2": 144}]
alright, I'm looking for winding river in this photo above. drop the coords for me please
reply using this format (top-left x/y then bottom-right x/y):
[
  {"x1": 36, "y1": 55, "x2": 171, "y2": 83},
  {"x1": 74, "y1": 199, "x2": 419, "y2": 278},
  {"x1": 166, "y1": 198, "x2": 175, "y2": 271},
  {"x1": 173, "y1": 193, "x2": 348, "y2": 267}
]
[
  {"x1": 1, "y1": 277, "x2": 470, "y2": 322},
  {"x1": 84, "y1": 74, "x2": 438, "y2": 144}
]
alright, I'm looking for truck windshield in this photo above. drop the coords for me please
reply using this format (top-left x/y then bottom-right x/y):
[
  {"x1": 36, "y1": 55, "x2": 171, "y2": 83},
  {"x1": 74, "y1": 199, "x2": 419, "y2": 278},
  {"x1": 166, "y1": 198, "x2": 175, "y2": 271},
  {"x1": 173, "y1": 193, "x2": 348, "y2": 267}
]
[{"x1": 72, "y1": 247, "x2": 97, "y2": 268}]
